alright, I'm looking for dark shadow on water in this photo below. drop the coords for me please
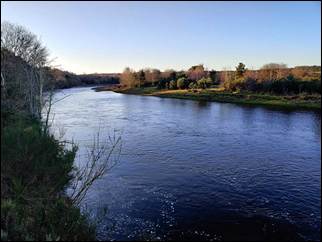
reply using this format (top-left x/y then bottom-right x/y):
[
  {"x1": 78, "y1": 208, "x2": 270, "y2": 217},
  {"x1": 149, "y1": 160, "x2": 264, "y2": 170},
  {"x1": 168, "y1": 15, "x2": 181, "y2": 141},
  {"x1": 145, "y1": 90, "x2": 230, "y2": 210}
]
[{"x1": 195, "y1": 101, "x2": 211, "y2": 108}]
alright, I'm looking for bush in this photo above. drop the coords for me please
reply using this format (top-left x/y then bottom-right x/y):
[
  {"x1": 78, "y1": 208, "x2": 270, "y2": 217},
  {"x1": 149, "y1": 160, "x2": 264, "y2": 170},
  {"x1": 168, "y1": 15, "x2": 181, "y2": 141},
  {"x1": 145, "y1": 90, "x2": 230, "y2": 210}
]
[
  {"x1": 223, "y1": 78, "x2": 244, "y2": 91},
  {"x1": 197, "y1": 77, "x2": 212, "y2": 89},
  {"x1": 1, "y1": 115, "x2": 95, "y2": 241},
  {"x1": 222, "y1": 74, "x2": 321, "y2": 95},
  {"x1": 169, "y1": 80, "x2": 177, "y2": 90},
  {"x1": 157, "y1": 79, "x2": 169, "y2": 89},
  {"x1": 189, "y1": 82, "x2": 197, "y2": 89},
  {"x1": 177, "y1": 77, "x2": 187, "y2": 89},
  {"x1": 260, "y1": 76, "x2": 321, "y2": 95}
]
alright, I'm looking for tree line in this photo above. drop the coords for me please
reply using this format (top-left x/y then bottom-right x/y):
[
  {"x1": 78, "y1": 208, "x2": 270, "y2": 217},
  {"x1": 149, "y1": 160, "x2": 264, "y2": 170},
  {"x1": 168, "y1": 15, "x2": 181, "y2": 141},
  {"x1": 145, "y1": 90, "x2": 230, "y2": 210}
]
[
  {"x1": 120, "y1": 65, "x2": 217, "y2": 89},
  {"x1": 120, "y1": 63, "x2": 321, "y2": 95},
  {"x1": 46, "y1": 69, "x2": 120, "y2": 89}
]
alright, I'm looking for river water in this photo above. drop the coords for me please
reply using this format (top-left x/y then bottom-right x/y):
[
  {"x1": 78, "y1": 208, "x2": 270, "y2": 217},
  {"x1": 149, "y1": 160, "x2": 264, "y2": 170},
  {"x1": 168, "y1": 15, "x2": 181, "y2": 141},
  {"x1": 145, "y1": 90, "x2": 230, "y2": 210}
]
[{"x1": 50, "y1": 87, "x2": 321, "y2": 241}]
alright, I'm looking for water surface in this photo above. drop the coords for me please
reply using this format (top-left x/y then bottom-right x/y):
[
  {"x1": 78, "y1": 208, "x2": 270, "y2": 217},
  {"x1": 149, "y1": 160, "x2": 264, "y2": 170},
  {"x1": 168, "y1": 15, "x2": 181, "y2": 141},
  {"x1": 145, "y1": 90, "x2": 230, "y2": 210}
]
[{"x1": 50, "y1": 87, "x2": 321, "y2": 241}]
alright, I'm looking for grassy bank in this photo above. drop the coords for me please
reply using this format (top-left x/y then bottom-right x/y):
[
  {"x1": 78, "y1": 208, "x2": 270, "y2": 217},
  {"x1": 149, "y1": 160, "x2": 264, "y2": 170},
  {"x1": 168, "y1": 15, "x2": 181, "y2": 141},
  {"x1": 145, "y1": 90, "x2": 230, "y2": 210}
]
[
  {"x1": 1, "y1": 113, "x2": 95, "y2": 241},
  {"x1": 106, "y1": 86, "x2": 321, "y2": 110}
]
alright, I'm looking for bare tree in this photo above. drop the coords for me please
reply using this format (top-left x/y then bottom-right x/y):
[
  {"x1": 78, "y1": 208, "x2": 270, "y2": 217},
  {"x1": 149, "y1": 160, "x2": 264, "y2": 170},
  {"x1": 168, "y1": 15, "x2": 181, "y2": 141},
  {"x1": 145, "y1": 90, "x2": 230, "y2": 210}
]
[
  {"x1": 1, "y1": 21, "x2": 49, "y2": 119},
  {"x1": 260, "y1": 63, "x2": 288, "y2": 81},
  {"x1": 261, "y1": 63, "x2": 288, "y2": 70},
  {"x1": 69, "y1": 130, "x2": 122, "y2": 206},
  {"x1": 187, "y1": 64, "x2": 207, "y2": 81},
  {"x1": 120, "y1": 67, "x2": 138, "y2": 88},
  {"x1": 1, "y1": 21, "x2": 48, "y2": 67}
]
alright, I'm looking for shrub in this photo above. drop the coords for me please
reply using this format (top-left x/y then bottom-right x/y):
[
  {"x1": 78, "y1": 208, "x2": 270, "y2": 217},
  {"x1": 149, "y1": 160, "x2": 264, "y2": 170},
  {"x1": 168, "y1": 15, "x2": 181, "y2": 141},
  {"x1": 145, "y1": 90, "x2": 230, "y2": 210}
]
[
  {"x1": 169, "y1": 80, "x2": 177, "y2": 89},
  {"x1": 197, "y1": 77, "x2": 212, "y2": 89},
  {"x1": 177, "y1": 77, "x2": 187, "y2": 89},
  {"x1": 157, "y1": 79, "x2": 168, "y2": 89},
  {"x1": 221, "y1": 74, "x2": 322, "y2": 95},
  {"x1": 222, "y1": 77, "x2": 254, "y2": 92},
  {"x1": 189, "y1": 82, "x2": 197, "y2": 89},
  {"x1": 1, "y1": 115, "x2": 95, "y2": 241},
  {"x1": 223, "y1": 77, "x2": 243, "y2": 91},
  {"x1": 263, "y1": 77, "x2": 321, "y2": 95}
]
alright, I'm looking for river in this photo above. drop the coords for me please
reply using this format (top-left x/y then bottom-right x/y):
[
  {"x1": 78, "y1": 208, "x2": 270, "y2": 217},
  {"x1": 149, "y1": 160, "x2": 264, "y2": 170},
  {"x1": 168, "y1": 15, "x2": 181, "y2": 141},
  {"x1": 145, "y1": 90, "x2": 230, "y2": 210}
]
[{"x1": 50, "y1": 87, "x2": 321, "y2": 241}]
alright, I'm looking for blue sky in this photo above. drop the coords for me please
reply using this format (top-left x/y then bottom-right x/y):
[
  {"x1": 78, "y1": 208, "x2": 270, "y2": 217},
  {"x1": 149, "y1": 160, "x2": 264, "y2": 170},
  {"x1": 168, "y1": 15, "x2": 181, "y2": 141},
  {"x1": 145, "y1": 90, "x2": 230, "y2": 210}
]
[{"x1": 1, "y1": 1, "x2": 321, "y2": 74}]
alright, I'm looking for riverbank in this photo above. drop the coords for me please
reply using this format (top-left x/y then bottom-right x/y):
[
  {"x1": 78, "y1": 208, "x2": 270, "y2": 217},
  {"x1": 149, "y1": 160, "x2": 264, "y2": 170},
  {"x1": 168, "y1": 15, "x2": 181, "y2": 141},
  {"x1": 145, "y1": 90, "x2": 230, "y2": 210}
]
[
  {"x1": 1, "y1": 113, "x2": 95, "y2": 241},
  {"x1": 95, "y1": 86, "x2": 321, "y2": 110}
]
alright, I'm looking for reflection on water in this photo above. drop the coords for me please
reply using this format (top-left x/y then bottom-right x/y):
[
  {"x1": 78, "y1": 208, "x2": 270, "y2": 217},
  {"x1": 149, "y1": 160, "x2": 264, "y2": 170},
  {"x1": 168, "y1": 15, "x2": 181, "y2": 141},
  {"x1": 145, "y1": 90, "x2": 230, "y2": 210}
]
[{"x1": 50, "y1": 87, "x2": 321, "y2": 241}]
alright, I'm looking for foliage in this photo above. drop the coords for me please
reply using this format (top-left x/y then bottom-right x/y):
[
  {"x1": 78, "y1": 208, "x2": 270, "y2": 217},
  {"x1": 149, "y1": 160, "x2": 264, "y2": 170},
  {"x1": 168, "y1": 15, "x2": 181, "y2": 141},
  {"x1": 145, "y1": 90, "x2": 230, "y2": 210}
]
[
  {"x1": 197, "y1": 77, "x2": 212, "y2": 89},
  {"x1": 137, "y1": 69, "x2": 145, "y2": 87},
  {"x1": 222, "y1": 75, "x2": 321, "y2": 94},
  {"x1": 209, "y1": 69, "x2": 219, "y2": 85},
  {"x1": 260, "y1": 77, "x2": 321, "y2": 95},
  {"x1": 1, "y1": 115, "x2": 95, "y2": 241},
  {"x1": 222, "y1": 77, "x2": 254, "y2": 92},
  {"x1": 120, "y1": 67, "x2": 138, "y2": 88},
  {"x1": 124, "y1": 87, "x2": 320, "y2": 110},
  {"x1": 162, "y1": 69, "x2": 177, "y2": 82},
  {"x1": 169, "y1": 80, "x2": 177, "y2": 90},
  {"x1": 236, "y1": 62, "x2": 246, "y2": 78},
  {"x1": 187, "y1": 64, "x2": 207, "y2": 81},
  {"x1": 157, "y1": 79, "x2": 168, "y2": 89},
  {"x1": 189, "y1": 82, "x2": 197, "y2": 89},
  {"x1": 118, "y1": 62, "x2": 320, "y2": 96},
  {"x1": 1, "y1": 21, "x2": 115, "y2": 241},
  {"x1": 143, "y1": 68, "x2": 161, "y2": 86},
  {"x1": 177, "y1": 77, "x2": 187, "y2": 89}
]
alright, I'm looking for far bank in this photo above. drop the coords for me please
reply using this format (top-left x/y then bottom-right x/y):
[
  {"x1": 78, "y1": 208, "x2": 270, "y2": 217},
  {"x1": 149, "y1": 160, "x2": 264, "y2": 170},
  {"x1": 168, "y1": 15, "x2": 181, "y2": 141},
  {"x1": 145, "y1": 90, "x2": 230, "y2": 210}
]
[{"x1": 94, "y1": 86, "x2": 321, "y2": 110}]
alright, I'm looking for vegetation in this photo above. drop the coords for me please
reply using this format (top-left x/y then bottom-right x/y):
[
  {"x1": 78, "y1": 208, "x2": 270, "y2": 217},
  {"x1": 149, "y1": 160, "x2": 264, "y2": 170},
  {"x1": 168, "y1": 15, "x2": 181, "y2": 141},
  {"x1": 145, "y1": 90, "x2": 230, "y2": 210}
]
[
  {"x1": 1, "y1": 21, "x2": 121, "y2": 241},
  {"x1": 115, "y1": 87, "x2": 321, "y2": 110},
  {"x1": 177, "y1": 77, "x2": 187, "y2": 89},
  {"x1": 221, "y1": 63, "x2": 321, "y2": 95},
  {"x1": 1, "y1": 21, "x2": 48, "y2": 120},
  {"x1": 46, "y1": 68, "x2": 119, "y2": 89},
  {"x1": 118, "y1": 63, "x2": 320, "y2": 94},
  {"x1": 112, "y1": 62, "x2": 321, "y2": 109},
  {"x1": 236, "y1": 62, "x2": 246, "y2": 78},
  {"x1": 1, "y1": 114, "x2": 95, "y2": 241},
  {"x1": 1, "y1": 7, "x2": 320, "y2": 240},
  {"x1": 197, "y1": 77, "x2": 213, "y2": 89}
]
